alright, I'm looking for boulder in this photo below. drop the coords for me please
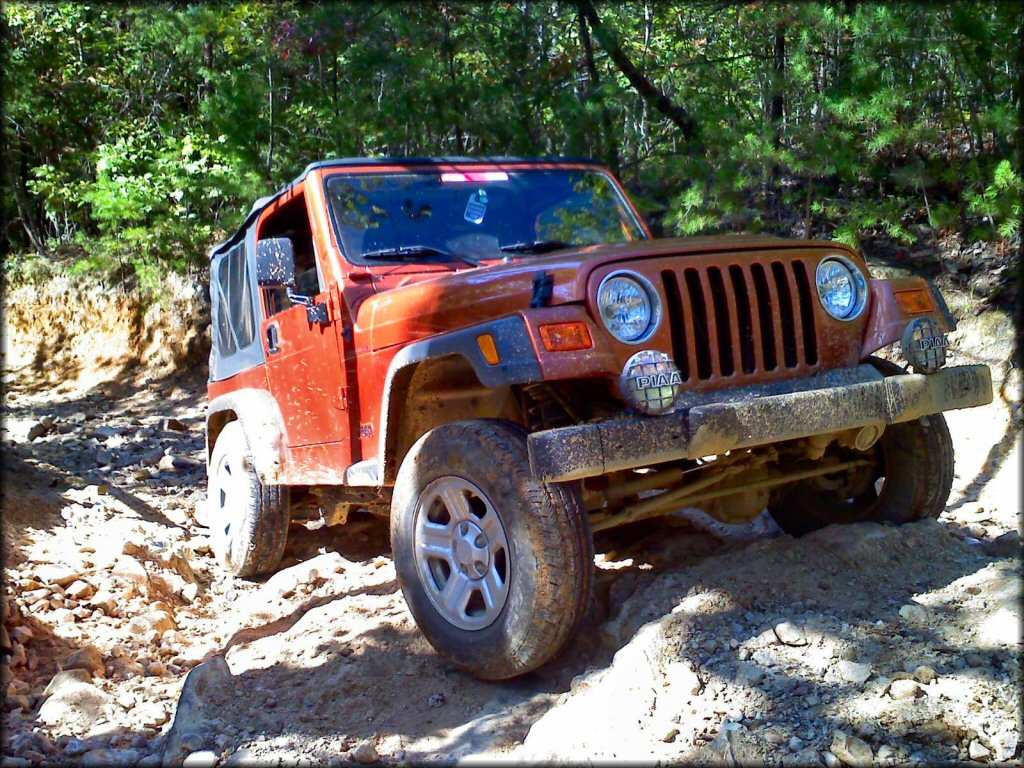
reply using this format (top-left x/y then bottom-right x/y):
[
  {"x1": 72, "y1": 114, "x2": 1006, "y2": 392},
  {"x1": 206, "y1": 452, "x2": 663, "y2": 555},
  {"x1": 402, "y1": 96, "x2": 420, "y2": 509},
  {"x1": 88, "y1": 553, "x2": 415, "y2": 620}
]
[
  {"x1": 912, "y1": 665, "x2": 937, "y2": 684},
  {"x1": 38, "y1": 679, "x2": 114, "y2": 734},
  {"x1": 223, "y1": 749, "x2": 257, "y2": 767},
  {"x1": 124, "y1": 540, "x2": 197, "y2": 583},
  {"x1": 898, "y1": 603, "x2": 929, "y2": 622},
  {"x1": 773, "y1": 621, "x2": 808, "y2": 647},
  {"x1": 162, "y1": 656, "x2": 232, "y2": 768},
  {"x1": 82, "y1": 748, "x2": 140, "y2": 767},
  {"x1": 983, "y1": 530, "x2": 1020, "y2": 558},
  {"x1": 128, "y1": 614, "x2": 176, "y2": 638},
  {"x1": 112, "y1": 555, "x2": 149, "y2": 585},
  {"x1": 735, "y1": 661, "x2": 764, "y2": 686},
  {"x1": 782, "y1": 747, "x2": 824, "y2": 767},
  {"x1": 89, "y1": 589, "x2": 118, "y2": 614},
  {"x1": 182, "y1": 751, "x2": 218, "y2": 768},
  {"x1": 135, "y1": 701, "x2": 170, "y2": 727},
  {"x1": 42, "y1": 671, "x2": 91, "y2": 700},
  {"x1": 159, "y1": 454, "x2": 200, "y2": 471},
  {"x1": 968, "y1": 740, "x2": 991, "y2": 762},
  {"x1": 836, "y1": 660, "x2": 872, "y2": 685},
  {"x1": 351, "y1": 740, "x2": 379, "y2": 764},
  {"x1": 65, "y1": 580, "x2": 95, "y2": 600},
  {"x1": 35, "y1": 564, "x2": 80, "y2": 587},
  {"x1": 141, "y1": 449, "x2": 164, "y2": 467},
  {"x1": 697, "y1": 722, "x2": 770, "y2": 766},
  {"x1": 61, "y1": 645, "x2": 105, "y2": 676},
  {"x1": 888, "y1": 679, "x2": 923, "y2": 700},
  {"x1": 21, "y1": 592, "x2": 47, "y2": 614},
  {"x1": 830, "y1": 730, "x2": 873, "y2": 766},
  {"x1": 261, "y1": 552, "x2": 350, "y2": 599}
]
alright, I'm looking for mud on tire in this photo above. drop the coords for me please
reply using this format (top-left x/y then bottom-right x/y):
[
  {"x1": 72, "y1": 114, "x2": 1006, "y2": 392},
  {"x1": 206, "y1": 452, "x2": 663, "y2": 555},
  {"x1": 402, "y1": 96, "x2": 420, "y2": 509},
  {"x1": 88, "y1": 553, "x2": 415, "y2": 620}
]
[
  {"x1": 207, "y1": 420, "x2": 290, "y2": 577},
  {"x1": 769, "y1": 357, "x2": 955, "y2": 536},
  {"x1": 390, "y1": 419, "x2": 593, "y2": 680}
]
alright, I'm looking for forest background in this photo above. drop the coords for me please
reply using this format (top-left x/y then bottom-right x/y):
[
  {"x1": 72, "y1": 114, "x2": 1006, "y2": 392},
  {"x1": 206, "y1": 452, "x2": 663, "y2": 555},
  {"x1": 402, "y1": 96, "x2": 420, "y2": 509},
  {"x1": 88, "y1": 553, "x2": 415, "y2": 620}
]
[{"x1": 3, "y1": 1, "x2": 1021, "y2": 301}]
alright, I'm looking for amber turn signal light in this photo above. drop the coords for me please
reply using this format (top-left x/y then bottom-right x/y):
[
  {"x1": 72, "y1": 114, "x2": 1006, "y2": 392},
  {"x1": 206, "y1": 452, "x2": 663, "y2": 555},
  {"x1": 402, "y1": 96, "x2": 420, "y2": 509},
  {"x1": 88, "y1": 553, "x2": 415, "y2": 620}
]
[
  {"x1": 476, "y1": 334, "x2": 501, "y2": 365},
  {"x1": 895, "y1": 288, "x2": 934, "y2": 314},
  {"x1": 539, "y1": 322, "x2": 593, "y2": 352}
]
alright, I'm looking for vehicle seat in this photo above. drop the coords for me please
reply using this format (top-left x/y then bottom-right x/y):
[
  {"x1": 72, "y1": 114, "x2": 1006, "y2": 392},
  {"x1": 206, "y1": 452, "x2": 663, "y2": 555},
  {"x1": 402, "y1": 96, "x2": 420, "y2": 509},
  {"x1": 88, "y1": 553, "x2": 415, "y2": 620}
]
[{"x1": 296, "y1": 266, "x2": 319, "y2": 296}]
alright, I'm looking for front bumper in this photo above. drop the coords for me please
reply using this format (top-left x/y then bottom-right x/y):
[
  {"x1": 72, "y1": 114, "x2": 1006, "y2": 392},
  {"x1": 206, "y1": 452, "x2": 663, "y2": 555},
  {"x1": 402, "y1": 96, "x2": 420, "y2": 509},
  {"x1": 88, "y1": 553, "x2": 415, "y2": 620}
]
[{"x1": 528, "y1": 364, "x2": 993, "y2": 482}]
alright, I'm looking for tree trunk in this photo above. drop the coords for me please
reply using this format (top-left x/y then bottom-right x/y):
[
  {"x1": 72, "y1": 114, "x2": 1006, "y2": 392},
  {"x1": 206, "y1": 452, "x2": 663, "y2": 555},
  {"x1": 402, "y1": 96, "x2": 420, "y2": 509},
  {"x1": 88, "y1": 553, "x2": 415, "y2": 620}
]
[
  {"x1": 576, "y1": 0, "x2": 698, "y2": 147},
  {"x1": 266, "y1": 64, "x2": 274, "y2": 180},
  {"x1": 5, "y1": 140, "x2": 48, "y2": 257},
  {"x1": 577, "y1": 7, "x2": 619, "y2": 171},
  {"x1": 442, "y1": 14, "x2": 465, "y2": 154},
  {"x1": 770, "y1": 22, "x2": 786, "y2": 150}
]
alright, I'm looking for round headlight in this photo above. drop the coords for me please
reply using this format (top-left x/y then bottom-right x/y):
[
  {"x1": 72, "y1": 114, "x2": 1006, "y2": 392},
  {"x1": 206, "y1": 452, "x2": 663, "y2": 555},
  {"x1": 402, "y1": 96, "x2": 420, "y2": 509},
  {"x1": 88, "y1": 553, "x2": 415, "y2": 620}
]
[
  {"x1": 816, "y1": 256, "x2": 867, "y2": 320},
  {"x1": 597, "y1": 273, "x2": 660, "y2": 343}
]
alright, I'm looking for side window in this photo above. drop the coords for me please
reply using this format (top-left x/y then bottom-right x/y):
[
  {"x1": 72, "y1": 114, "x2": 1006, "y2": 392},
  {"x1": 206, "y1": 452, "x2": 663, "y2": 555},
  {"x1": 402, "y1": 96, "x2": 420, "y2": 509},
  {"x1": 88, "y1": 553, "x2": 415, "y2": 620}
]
[
  {"x1": 258, "y1": 191, "x2": 319, "y2": 317},
  {"x1": 212, "y1": 243, "x2": 256, "y2": 356}
]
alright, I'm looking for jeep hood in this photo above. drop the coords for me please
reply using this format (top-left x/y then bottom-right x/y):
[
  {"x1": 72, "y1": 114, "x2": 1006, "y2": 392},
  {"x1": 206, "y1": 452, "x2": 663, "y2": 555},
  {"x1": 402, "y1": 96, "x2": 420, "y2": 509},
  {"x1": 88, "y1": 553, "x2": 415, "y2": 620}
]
[{"x1": 360, "y1": 234, "x2": 860, "y2": 350}]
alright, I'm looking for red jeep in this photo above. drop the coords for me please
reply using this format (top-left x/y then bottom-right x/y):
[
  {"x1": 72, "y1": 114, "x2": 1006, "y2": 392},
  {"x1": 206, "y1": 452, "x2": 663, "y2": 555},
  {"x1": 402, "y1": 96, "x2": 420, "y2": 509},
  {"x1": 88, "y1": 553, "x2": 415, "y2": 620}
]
[{"x1": 204, "y1": 157, "x2": 992, "y2": 679}]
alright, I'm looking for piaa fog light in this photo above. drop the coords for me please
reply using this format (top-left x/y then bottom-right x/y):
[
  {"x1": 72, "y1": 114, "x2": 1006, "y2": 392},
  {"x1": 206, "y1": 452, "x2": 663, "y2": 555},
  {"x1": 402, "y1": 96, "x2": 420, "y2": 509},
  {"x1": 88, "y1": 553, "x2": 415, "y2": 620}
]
[
  {"x1": 620, "y1": 350, "x2": 682, "y2": 415},
  {"x1": 901, "y1": 317, "x2": 948, "y2": 374}
]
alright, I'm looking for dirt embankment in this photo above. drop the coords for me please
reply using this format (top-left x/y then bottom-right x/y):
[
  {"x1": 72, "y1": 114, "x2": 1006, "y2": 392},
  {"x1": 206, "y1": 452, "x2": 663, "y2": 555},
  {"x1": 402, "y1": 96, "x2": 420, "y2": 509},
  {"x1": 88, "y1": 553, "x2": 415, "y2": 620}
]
[
  {"x1": 2, "y1": 274, "x2": 209, "y2": 398},
  {"x1": 1, "y1": 272, "x2": 1021, "y2": 767}
]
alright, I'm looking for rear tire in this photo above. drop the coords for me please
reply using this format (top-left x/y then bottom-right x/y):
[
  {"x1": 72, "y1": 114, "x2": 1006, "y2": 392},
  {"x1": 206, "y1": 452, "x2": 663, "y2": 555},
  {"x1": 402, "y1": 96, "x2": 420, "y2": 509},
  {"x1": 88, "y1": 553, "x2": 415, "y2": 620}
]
[
  {"x1": 769, "y1": 358, "x2": 954, "y2": 536},
  {"x1": 207, "y1": 420, "x2": 290, "y2": 577},
  {"x1": 390, "y1": 419, "x2": 593, "y2": 680}
]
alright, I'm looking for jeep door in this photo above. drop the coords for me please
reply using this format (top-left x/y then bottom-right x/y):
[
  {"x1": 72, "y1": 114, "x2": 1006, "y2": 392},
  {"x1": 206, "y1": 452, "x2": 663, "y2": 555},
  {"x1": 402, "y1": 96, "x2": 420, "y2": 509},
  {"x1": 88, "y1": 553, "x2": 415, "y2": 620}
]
[{"x1": 256, "y1": 188, "x2": 354, "y2": 478}]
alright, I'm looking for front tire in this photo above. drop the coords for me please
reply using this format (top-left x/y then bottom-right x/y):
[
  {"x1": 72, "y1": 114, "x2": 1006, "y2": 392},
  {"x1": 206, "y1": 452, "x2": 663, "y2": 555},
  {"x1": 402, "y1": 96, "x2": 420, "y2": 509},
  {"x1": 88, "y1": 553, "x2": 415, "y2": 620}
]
[
  {"x1": 207, "y1": 420, "x2": 290, "y2": 577},
  {"x1": 769, "y1": 360, "x2": 954, "y2": 536},
  {"x1": 390, "y1": 420, "x2": 593, "y2": 680}
]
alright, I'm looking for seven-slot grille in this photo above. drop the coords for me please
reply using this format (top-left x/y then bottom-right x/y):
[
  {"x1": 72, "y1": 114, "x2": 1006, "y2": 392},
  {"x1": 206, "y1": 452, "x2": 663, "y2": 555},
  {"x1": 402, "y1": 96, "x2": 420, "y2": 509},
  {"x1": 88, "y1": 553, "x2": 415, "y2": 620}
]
[{"x1": 660, "y1": 258, "x2": 820, "y2": 382}]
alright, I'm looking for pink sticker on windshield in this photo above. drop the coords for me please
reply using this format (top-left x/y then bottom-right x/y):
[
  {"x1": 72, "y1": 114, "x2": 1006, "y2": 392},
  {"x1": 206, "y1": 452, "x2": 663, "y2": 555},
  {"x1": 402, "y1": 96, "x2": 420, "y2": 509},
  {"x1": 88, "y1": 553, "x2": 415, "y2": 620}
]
[{"x1": 442, "y1": 171, "x2": 509, "y2": 183}]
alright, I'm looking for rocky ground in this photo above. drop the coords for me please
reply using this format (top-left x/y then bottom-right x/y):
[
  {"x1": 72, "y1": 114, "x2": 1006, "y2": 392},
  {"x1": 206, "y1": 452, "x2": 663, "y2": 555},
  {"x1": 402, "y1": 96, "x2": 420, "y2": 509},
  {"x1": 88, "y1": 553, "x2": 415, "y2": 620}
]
[{"x1": 1, "y1": 282, "x2": 1021, "y2": 767}]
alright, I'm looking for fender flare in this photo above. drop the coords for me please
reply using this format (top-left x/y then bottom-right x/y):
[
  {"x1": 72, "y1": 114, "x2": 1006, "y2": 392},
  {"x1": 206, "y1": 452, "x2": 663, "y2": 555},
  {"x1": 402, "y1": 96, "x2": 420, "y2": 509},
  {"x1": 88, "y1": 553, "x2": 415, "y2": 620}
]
[
  {"x1": 371, "y1": 316, "x2": 541, "y2": 485},
  {"x1": 207, "y1": 388, "x2": 288, "y2": 485}
]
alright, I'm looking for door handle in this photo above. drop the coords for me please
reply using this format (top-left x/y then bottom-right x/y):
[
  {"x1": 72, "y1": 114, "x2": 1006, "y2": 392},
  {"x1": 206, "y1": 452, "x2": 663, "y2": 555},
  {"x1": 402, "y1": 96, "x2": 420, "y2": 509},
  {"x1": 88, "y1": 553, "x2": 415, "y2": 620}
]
[{"x1": 267, "y1": 324, "x2": 280, "y2": 353}]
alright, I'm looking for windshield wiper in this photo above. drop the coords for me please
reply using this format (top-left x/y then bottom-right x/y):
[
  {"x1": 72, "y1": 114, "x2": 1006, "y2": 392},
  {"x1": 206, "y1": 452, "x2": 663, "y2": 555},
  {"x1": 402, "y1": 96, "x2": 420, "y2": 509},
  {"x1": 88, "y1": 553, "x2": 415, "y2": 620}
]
[
  {"x1": 361, "y1": 245, "x2": 482, "y2": 267},
  {"x1": 500, "y1": 239, "x2": 577, "y2": 255}
]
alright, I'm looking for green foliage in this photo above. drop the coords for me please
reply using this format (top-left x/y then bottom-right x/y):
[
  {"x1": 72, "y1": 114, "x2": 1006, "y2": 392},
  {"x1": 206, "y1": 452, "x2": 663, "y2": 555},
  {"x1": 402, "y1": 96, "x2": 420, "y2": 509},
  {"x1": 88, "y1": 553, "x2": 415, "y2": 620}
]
[
  {"x1": 3, "y1": 0, "x2": 1019, "y2": 286},
  {"x1": 964, "y1": 160, "x2": 1022, "y2": 238}
]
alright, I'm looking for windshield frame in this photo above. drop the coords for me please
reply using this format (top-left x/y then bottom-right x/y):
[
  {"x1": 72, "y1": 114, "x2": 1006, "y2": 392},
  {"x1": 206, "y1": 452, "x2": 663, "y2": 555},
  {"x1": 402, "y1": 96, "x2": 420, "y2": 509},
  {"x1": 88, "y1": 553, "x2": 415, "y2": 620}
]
[{"x1": 321, "y1": 164, "x2": 649, "y2": 267}]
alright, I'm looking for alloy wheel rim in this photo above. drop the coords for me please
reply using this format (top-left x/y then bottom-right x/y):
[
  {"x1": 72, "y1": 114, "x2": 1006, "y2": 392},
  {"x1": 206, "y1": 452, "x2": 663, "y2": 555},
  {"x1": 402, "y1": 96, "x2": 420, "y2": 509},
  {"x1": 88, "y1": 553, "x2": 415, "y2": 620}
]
[
  {"x1": 412, "y1": 476, "x2": 512, "y2": 631},
  {"x1": 212, "y1": 450, "x2": 244, "y2": 562}
]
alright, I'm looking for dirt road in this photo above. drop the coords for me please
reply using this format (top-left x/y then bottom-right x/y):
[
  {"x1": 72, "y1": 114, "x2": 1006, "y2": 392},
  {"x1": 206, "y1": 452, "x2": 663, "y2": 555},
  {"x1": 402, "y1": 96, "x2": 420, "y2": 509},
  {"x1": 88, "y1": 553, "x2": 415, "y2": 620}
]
[{"x1": 2, "y1": 287, "x2": 1020, "y2": 767}]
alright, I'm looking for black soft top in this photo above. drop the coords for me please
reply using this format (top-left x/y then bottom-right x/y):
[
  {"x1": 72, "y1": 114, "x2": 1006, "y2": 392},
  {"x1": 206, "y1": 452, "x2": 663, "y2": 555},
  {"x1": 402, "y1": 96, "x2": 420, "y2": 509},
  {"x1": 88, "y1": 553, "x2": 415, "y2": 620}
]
[{"x1": 210, "y1": 156, "x2": 605, "y2": 259}]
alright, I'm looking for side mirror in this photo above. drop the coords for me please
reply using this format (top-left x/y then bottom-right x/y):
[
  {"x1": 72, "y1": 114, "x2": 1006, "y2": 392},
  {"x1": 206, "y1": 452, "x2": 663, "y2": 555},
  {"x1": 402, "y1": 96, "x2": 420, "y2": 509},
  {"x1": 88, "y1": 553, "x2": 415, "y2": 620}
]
[{"x1": 255, "y1": 238, "x2": 296, "y2": 287}]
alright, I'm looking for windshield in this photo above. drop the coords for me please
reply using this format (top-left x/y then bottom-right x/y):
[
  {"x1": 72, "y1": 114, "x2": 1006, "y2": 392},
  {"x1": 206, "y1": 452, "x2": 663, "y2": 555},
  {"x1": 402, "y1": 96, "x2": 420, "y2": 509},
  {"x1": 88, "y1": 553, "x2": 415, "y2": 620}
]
[{"x1": 324, "y1": 169, "x2": 646, "y2": 265}]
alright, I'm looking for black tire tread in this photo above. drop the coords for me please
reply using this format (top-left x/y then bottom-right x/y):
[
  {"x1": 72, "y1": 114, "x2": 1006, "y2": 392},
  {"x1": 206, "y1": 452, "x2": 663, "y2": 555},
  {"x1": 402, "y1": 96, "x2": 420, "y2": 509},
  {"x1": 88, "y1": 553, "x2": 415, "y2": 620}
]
[
  {"x1": 390, "y1": 419, "x2": 593, "y2": 680},
  {"x1": 769, "y1": 356, "x2": 955, "y2": 536}
]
